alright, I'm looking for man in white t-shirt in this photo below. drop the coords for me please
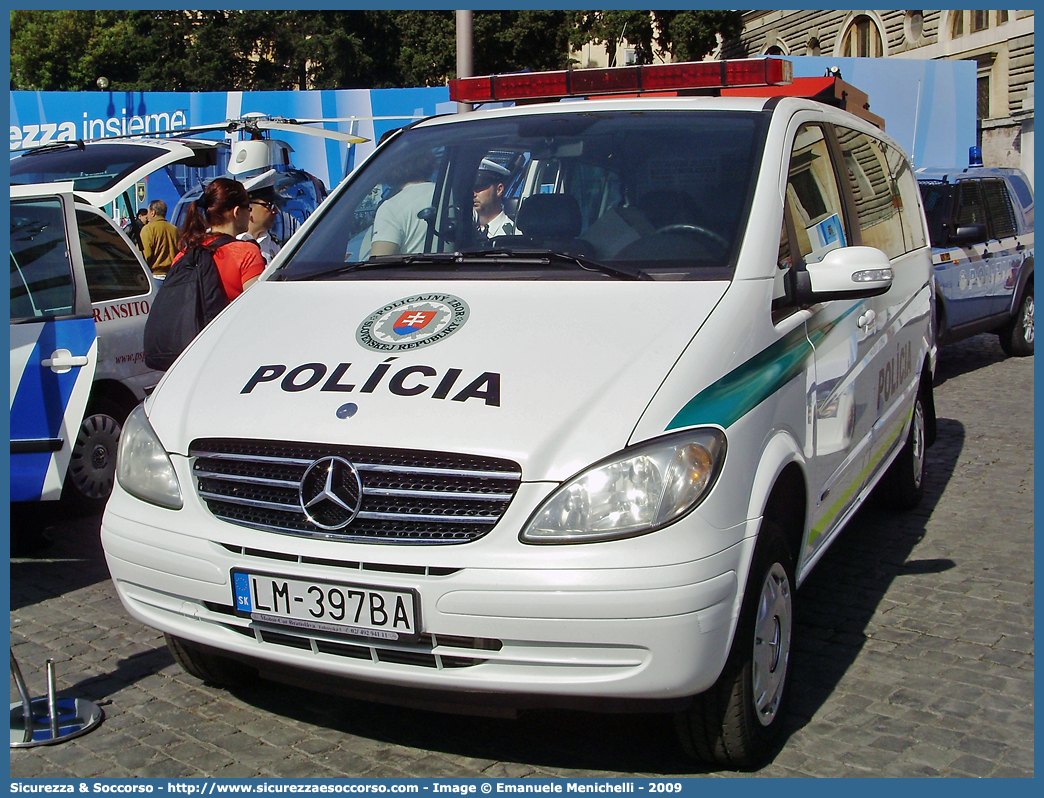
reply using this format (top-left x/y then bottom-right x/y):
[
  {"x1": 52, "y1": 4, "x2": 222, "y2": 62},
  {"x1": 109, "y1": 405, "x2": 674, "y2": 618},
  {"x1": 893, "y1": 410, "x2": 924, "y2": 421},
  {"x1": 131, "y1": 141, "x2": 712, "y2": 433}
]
[
  {"x1": 370, "y1": 150, "x2": 437, "y2": 256},
  {"x1": 473, "y1": 158, "x2": 518, "y2": 238}
]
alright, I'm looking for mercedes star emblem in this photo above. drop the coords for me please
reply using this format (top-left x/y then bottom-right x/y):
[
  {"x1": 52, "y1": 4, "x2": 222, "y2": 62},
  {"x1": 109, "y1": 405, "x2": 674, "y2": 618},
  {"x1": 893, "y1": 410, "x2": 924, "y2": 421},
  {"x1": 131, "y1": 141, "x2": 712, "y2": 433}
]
[{"x1": 299, "y1": 456, "x2": 363, "y2": 530}]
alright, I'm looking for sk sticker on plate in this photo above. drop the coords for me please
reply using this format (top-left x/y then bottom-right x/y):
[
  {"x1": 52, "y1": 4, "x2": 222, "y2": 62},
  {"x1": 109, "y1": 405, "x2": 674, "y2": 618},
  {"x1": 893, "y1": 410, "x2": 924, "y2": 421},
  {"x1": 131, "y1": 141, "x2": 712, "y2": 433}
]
[{"x1": 356, "y1": 294, "x2": 470, "y2": 352}]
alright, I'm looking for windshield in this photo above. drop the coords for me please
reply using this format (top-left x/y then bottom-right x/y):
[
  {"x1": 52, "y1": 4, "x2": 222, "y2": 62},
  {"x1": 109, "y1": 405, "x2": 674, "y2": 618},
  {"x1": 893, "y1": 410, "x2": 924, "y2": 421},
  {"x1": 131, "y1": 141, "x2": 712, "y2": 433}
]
[
  {"x1": 278, "y1": 110, "x2": 767, "y2": 281},
  {"x1": 10, "y1": 143, "x2": 174, "y2": 192}
]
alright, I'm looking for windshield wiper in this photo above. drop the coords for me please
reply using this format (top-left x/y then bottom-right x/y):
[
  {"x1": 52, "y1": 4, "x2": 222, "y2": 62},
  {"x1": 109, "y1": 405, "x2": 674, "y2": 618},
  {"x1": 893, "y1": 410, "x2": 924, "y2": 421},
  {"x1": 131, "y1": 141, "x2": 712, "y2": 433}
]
[
  {"x1": 18, "y1": 140, "x2": 86, "y2": 157},
  {"x1": 291, "y1": 253, "x2": 465, "y2": 280},
  {"x1": 292, "y1": 249, "x2": 651, "y2": 281},
  {"x1": 462, "y1": 248, "x2": 652, "y2": 281}
]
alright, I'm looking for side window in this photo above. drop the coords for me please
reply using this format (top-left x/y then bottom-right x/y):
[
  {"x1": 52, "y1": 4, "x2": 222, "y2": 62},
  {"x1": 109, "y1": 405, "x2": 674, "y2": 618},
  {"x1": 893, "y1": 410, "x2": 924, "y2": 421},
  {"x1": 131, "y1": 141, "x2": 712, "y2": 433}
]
[
  {"x1": 785, "y1": 123, "x2": 848, "y2": 264},
  {"x1": 981, "y1": 178, "x2": 1018, "y2": 239},
  {"x1": 884, "y1": 144, "x2": 928, "y2": 252},
  {"x1": 834, "y1": 126, "x2": 906, "y2": 259},
  {"x1": 10, "y1": 199, "x2": 75, "y2": 320},
  {"x1": 76, "y1": 210, "x2": 152, "y2": 303},
  {"x1": 955, "y1": 180, "x2": 988, "y2": 230},
  {"x1": 918, "y1": 181, "x2": 953, "y2": 247}
]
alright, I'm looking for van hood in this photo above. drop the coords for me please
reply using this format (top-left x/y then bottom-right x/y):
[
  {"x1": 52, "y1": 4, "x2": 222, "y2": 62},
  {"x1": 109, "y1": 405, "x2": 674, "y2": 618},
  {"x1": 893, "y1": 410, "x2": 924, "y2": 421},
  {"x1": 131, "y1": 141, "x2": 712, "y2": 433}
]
[{"x1": 147, "y1": 280, "x2": 727, "y2": 481}]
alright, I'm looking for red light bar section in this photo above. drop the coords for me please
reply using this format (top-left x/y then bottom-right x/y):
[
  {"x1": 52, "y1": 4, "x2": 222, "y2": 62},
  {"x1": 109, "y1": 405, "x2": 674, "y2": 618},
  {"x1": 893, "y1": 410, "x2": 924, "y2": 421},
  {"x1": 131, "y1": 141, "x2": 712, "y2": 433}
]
[
  {"x1": 497, "y1": 70, "x2": 570, "y2": 100},
  {"x1": 724, "y1": 57, "x2": 793, "y2": 87},
  {"x1": 449, "y1": 58, "x2": 793, "y2": 104},
  {"x1": 569, "y1": 67, "x2": 641, "y2": 95}
]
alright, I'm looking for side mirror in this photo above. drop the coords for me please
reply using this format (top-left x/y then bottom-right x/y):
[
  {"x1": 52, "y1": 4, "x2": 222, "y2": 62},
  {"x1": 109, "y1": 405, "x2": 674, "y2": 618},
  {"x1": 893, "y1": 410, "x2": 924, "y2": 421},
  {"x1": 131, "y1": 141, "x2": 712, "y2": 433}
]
[
  {"x1": 796, "y1": 246, "x2": 893, "y2": 304},
  {"x1": 948, "y1": 223, "x2": 987, "y2": 246}
]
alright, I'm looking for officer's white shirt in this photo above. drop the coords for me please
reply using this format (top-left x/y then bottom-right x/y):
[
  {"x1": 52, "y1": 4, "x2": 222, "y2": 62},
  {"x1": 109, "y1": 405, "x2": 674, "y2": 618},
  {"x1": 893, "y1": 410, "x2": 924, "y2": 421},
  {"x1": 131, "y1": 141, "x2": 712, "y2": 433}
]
[
  {"x1": 238, "y1": 231, "x2": 281, "y2": 265},
  {"x1": 483, "y1": 211, "x2": 518, "y2": 238}
]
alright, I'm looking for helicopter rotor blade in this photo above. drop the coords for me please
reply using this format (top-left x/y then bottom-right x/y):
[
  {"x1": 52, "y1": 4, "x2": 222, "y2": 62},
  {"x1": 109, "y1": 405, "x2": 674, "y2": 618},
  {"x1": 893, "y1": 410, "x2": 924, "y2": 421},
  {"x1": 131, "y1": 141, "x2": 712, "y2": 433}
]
[
  {"x1": 256, "y1": 120, "x2": 369, "y2": 144},
  {"x1": 288, "y1": 115, "x2": 427, "y2": 123}
]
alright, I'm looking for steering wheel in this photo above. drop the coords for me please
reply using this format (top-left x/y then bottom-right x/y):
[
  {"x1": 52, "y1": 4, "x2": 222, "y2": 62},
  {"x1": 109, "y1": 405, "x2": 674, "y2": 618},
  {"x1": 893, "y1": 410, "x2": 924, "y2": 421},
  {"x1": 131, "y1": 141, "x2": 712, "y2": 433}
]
[{"x1": 654, "y1": 224, "x2": 730, "y2": 252}]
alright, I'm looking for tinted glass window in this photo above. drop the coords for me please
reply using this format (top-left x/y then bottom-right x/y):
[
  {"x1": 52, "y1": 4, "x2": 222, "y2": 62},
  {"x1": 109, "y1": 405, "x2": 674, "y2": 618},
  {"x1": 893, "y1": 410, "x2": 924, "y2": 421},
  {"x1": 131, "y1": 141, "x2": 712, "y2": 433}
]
[
  {"x1": 834, "y1": 127, "x2": 905, "y2": 258},
  {"x1": 10, "y1": 199, "x2": 75, "y2": 320},
  {"x1": 981, "y1": 178, "x2": 1018, "y2": 239},
  {"x1": 955, "y1": 180, "x2": 988, "y2": 228},
  {"x1": 785, "y1": 124, "x2": 848, "y2": 264},
  {"x1": 917, "y1": 181, "x2": 952, "y2": 247},
  {"x1": 76, "y1": 210, "x2": 152, "y2": 302},
  {"x1": 278, "y1": 111, "x2": 767, "y2": 281},
  {"x1": 10, "y1": 143, "x2": 168, "y2": 193}
]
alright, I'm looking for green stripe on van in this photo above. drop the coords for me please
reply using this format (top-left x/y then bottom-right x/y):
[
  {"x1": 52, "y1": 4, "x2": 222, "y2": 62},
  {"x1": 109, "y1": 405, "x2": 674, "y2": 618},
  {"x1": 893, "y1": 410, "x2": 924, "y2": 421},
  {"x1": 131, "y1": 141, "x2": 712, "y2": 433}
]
[{"x1": 666, "y1": 303, "x2": 862, "y2": 431}]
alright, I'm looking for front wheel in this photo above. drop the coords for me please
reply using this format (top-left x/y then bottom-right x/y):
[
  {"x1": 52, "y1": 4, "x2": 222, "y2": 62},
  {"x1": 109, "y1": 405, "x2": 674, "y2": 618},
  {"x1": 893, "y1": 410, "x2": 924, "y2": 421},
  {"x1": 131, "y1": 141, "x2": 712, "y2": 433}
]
[
  {"x1": 63, "y1": 398, "x2": 128, "y2": 513},
  {"x1": 999, "y1": 283, "x2": 1034, "y2": 356},
  {"x1": 675, "y1": 521, "x2": 794, "y2": 769}
]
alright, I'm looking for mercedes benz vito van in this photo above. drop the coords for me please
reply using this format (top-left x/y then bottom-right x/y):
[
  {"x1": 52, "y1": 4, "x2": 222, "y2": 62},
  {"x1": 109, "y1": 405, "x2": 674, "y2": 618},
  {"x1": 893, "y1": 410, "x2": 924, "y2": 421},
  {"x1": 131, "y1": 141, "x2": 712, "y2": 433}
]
[{"x1": 101, "y1": 58, "x2": 936, "y2": 768}]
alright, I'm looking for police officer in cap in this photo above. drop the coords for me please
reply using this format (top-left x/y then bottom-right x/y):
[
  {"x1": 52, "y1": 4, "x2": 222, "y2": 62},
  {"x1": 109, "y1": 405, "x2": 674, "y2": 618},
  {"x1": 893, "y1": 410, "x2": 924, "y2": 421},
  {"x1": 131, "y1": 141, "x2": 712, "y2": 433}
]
[
  {"x1": 473, "y1": 158, "x2": 518, "y2": 238},
  {"x1": 237, "y1": 189, "x2": 282, "y2": 265}
]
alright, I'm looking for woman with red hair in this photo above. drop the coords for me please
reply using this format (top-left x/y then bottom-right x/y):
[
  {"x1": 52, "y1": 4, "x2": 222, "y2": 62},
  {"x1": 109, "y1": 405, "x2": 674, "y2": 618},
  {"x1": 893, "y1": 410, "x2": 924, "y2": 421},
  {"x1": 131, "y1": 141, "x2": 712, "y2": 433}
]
[{"x1": 174, "y1": 177, "x2": 265, "y2": 299}]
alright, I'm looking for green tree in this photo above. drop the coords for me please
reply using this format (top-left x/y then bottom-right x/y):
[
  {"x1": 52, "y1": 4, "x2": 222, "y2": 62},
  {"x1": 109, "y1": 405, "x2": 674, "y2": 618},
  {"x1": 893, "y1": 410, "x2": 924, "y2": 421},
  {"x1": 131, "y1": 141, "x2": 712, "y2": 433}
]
[
  {"x1": 11, "y1": 10, "x2": 100, "y2": 90},
  {"x1": 568, "y1": 10, "x2": 742, "y2": 66},
  {"x1": 655, "y1": 10, "x2": 743, "y2": 63},
  {"x1": 569, "y1": 10, "x2": 657, "y2": 66},
  {"x1": 473, "y1": 11, "x2": 573, "y2": 75}
]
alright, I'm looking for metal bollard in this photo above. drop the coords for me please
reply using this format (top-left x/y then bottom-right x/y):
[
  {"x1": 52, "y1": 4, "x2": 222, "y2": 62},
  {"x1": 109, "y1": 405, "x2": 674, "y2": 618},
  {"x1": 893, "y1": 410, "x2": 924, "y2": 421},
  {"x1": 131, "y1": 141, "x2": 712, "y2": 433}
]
[{"x1": 10, "y1": 648, "x2": 104, "y2": 748}]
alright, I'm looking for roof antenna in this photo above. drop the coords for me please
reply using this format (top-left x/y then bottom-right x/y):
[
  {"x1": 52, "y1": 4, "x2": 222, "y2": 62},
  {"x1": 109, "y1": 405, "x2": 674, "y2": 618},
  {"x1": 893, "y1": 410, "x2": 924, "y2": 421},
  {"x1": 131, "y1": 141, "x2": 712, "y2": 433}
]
[
  {"x1": 611, "y1": 23, "x2": 628, "y2": 68},
  {"x1": 825, "y1": 65, "x2": 842, "y2": 79}
]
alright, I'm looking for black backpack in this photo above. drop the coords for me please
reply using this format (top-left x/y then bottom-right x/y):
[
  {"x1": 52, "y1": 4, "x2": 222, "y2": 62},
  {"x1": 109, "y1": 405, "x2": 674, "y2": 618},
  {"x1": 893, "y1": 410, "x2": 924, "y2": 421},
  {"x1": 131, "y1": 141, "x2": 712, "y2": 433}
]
[{"x1": 143, "y1": 235, "x2": 237, "y2": 371}]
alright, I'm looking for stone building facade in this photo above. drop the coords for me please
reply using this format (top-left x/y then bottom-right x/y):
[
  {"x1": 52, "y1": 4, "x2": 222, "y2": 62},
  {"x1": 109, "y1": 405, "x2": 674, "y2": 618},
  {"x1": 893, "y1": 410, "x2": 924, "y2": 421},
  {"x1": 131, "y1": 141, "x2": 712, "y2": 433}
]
[{"x1": 721, "y1": 10, "x2": 1033, "y2": 179}]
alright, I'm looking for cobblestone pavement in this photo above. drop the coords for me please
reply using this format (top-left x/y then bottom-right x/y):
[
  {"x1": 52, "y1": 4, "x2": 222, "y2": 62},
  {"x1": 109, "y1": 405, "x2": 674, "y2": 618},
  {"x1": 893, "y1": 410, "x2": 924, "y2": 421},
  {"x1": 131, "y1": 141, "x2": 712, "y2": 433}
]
[{"x1": 10, "y1": 334, "x2": 1033, "y2": 778}]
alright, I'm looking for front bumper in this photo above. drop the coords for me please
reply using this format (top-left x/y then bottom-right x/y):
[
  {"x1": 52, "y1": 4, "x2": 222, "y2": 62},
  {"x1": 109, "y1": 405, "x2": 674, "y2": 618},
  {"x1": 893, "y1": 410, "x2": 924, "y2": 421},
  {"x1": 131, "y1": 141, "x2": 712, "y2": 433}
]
[{"x1": 102, "y1": 470, "x2": 756, "y2": 705}]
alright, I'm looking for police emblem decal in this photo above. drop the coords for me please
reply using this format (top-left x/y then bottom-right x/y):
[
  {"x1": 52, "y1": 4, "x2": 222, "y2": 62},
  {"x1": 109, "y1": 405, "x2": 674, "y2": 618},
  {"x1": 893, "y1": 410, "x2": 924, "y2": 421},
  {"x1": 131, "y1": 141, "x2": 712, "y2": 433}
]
[{"x1": 356, "y1": 295, "x2": 470, "y2": 352}]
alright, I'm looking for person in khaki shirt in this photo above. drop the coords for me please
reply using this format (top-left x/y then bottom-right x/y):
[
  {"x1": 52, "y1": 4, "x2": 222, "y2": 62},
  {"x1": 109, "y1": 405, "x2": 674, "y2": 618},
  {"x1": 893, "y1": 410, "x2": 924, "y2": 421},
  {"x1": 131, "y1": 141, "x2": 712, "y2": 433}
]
[{"x1": 139, "y1": 200, "x2": 181, "y2": 276}]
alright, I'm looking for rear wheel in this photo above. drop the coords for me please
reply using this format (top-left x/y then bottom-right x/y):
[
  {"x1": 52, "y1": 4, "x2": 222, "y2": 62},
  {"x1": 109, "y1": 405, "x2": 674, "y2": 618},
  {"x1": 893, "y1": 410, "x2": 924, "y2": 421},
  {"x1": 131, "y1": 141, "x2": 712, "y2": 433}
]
[
  {"x1": 675, "y1": 520, "x2": 794, "y2": 769},
  {"x1": 999, "y1": 283, "x2": 1034, "y2": 356},
  {"x1": 878, "y1": 393, "x2": 926, "y2": 511},
  {"x1": 165, "y1": 634, "x2": 257, "y2": 688}
]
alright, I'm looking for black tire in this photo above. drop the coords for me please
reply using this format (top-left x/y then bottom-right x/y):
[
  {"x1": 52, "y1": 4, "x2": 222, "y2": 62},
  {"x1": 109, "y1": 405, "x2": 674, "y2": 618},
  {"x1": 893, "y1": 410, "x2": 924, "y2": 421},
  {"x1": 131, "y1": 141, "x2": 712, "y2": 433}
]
[
  {"x1": 62, "y1": 397, "x2": 129, "y2": 513},
  {"x1": 675, "y1": 520, "x2": 794, "y2": 770},
  {"x1": 165, "y1": 634, "x2": 257, "y2": 688},
  {"x1": 999, "y1": 283, "x2": 1034, "y2": 357},
  {"x1": 878, "y1": 392, "x2": 927, "y2": 511}
]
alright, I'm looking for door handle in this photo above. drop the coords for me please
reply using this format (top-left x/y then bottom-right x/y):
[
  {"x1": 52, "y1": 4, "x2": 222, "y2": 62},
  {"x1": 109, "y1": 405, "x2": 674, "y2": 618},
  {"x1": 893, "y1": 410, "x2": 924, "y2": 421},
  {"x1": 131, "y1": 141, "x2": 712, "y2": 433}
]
[
  {"x1": 41, "y1": 348, "x2": 89, "y2": 374},
  {"x1": 857, "y1": 309, "x2": 876, "y2": 328}
]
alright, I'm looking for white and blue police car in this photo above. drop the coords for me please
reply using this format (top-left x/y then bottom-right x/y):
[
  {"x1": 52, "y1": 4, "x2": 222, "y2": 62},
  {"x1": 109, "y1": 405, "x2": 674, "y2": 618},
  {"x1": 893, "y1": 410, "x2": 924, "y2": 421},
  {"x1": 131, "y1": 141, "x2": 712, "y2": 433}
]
[{"x1": 917, "y1": 153, "x2": 1034, "y2": 355}]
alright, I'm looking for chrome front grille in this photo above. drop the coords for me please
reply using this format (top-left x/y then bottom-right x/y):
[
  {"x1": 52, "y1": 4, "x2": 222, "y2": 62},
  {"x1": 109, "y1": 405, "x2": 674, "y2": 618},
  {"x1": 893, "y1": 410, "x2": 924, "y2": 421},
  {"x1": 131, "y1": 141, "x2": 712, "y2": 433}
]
[{"x1": 190, "y1": 439, "x2": 522, "y2": 544}]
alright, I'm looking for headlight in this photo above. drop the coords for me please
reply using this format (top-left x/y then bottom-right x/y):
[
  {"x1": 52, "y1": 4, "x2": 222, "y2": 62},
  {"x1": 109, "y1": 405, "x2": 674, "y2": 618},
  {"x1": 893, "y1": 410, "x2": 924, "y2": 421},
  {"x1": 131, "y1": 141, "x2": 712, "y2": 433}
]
[
  {"x1": 520, "y1": 429, "x2": 726, "y2": 544},
  {"x1": 116, "y1": 404, "x2": 183, "y2": 510}
]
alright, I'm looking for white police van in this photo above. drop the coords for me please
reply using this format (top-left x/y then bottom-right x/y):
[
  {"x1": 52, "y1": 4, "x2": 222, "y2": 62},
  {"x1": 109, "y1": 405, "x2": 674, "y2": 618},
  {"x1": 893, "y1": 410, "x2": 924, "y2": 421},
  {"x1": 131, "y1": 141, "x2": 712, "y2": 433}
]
[{"x1": 101, "y1": 58, "x2": 936, "y2": 767}]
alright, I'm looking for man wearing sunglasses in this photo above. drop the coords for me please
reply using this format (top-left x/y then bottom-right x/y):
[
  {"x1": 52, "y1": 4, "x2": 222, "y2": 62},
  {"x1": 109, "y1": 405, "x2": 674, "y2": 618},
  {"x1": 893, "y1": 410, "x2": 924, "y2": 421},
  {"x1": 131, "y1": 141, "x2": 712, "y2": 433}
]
[{"x1": 237, "y1": 191, "x2": 283, "y2": 265}]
